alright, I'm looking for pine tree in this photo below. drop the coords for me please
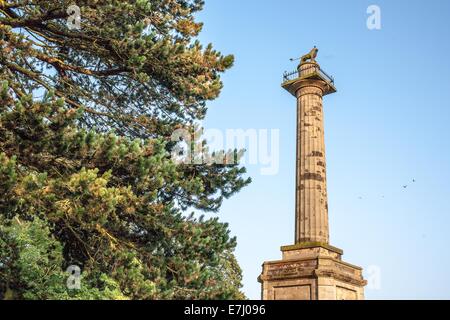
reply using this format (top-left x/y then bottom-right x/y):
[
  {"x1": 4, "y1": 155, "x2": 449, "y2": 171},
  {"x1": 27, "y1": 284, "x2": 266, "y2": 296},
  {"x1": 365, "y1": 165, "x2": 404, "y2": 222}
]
[{"x1": 0, "y1": 0, "x2": 250, "y2": 299}]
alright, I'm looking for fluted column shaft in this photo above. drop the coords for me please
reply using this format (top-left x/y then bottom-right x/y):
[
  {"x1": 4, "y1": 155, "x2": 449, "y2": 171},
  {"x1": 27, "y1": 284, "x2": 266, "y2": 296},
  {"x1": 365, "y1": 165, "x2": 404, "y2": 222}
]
[{"x1": 295, "y1": 64, "x2": 329, "y2": 244}]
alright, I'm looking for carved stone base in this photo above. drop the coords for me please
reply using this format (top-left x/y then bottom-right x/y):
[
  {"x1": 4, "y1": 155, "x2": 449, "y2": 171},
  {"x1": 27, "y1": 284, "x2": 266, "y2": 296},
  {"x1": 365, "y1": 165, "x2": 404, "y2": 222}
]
[{"x1": 258, "y1": 243, "x2": 366, "y2": 300}]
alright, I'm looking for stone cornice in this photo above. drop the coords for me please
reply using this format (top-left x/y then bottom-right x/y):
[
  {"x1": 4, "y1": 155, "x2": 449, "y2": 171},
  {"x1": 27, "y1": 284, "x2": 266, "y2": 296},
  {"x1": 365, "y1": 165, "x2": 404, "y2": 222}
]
[
  {"x1": 281, "y1": 242, "x2": 344, "y2": 255},
  {"x1": 260, "y1": 255, "x2": 366, "y2": 287}
]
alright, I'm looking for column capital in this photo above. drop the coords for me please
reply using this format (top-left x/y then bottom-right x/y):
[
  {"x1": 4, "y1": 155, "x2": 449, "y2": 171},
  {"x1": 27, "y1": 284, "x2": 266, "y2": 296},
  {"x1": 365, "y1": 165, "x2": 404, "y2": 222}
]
[{"x1": 282, "y1": 64, "x2": 336, "y2": 97}]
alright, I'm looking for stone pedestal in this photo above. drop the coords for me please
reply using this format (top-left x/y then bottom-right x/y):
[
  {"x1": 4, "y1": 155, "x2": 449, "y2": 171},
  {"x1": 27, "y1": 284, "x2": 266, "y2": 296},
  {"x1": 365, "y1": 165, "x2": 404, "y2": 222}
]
[{"x1": 259, "y1": 243, "x2": 366, "y2": 300}]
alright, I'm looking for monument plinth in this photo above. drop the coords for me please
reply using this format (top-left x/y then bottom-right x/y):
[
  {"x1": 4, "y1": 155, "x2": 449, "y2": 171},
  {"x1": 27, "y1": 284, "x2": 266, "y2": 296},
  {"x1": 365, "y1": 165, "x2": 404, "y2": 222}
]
[{"x1": 258, "y1": 48, "x2": 366, "y2": 300}]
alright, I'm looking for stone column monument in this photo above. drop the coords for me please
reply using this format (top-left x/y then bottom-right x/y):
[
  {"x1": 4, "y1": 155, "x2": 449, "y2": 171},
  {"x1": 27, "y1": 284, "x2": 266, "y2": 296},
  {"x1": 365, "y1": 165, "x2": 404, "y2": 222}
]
[{"x1": 258, "y1": 48, "x2": 367, "y2": 300}]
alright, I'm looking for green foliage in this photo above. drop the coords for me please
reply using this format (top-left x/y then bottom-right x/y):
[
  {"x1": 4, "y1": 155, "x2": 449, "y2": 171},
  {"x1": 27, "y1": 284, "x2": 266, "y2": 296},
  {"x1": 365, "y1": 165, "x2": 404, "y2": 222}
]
[
  {"x1": 0, "y1": 0, "x2": 250, "y2": 300},
  {"x1": 0, "y1": 216, "x2": 129, "y2": 299}
]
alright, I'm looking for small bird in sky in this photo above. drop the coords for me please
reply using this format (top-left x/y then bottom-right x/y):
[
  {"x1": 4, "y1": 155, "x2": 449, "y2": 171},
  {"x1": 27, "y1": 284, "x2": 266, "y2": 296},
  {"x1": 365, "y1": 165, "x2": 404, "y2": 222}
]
[
  {"x1": 413, "y1": 179, "x2": 416, "y2": 183},
  {"x1": 403, "y1": 185, "x2": 408, "y2": 189}
]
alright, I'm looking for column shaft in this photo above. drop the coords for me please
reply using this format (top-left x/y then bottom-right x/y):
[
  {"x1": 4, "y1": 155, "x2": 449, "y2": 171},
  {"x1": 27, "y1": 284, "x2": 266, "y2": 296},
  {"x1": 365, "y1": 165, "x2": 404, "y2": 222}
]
[{"x1": 295, "y1": 85, "x2": 329, "y2": 244}]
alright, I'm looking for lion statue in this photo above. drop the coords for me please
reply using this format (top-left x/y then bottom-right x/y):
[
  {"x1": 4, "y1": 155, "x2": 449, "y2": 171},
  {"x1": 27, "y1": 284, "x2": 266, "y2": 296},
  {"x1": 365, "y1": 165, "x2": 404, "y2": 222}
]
[{"x1": 300, "y1": 46, "x2": 319, "y2": 63}]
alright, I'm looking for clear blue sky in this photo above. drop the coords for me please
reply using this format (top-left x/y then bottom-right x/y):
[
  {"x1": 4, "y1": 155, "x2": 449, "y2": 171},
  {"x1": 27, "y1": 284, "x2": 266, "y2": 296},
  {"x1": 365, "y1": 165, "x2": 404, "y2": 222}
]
[{"x1": 195, "y1": 0, "x2": 450, "y2": 299}]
